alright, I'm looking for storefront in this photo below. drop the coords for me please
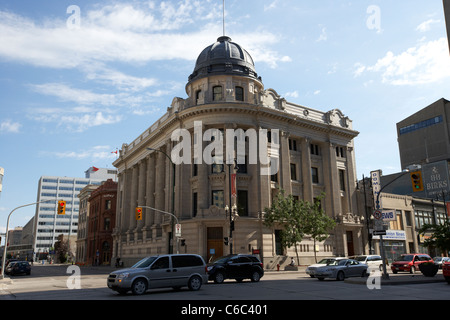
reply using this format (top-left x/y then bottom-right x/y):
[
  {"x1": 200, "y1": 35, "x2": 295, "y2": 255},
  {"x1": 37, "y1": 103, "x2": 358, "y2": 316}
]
[{"x1": 373, "y1": 230, "x2": 407, "y2": 263}]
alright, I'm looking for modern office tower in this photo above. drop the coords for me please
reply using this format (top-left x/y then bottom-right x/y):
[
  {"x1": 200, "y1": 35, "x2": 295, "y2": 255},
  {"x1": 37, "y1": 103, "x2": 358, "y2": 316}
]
[{"x1": 32, "y1": 167, "x2": 116, "y2": 260}]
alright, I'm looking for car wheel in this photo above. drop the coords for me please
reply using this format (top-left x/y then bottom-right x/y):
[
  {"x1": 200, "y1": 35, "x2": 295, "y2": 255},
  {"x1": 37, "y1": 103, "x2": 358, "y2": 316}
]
[
  {"x1": 392, "y1": 269, "x2": 398, "y2": 274},
  {"x1": 131, "y1": 278, "x2": 148, "y2": 295},
  {"x1": 214, "y1": 272, "x2": 225, "y2": 284},
  {"x1": 188, "y1": 276, "x2": 202, "y2": 291},
  {"x1": 251, "y1": 271, "x2": 261, "y2": 282},
  {"x1": 336, "y1": 271, "x2": 345, "y2": 281},
  {"x1": 361, "y1": 270, "x2": 367, "y2": 277},
  {"x1": 410, "y1": 266, "x2": 415, "y2": 274},
  {"x1": 317, "y1": 277, "x2": 324, "y2": 281}
]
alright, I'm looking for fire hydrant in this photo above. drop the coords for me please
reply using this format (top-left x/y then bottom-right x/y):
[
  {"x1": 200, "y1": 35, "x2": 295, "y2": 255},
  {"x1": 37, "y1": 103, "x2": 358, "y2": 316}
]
[{"x1": 277, "y1": 263, "x2": 280, "y2": 271}]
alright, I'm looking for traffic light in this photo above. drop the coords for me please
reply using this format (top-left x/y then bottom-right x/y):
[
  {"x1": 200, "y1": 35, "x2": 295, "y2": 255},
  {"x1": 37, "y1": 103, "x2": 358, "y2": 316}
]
[
  {"x1": 224, "y1": 237, "x2": 229, "y2": 246},
  {"x1": 57, "y1": 200, "x2": 66, "y2": 215},
  {"x1": 410, "y1": 171, "x2": 424, "y2": 192},
  {"x1": 135, "y1": 207, "x2": 143, "y2": 221}
]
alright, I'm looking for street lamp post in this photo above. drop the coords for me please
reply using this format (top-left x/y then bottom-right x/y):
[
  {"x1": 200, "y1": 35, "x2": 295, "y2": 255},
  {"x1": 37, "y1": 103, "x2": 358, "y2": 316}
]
[
  {"x1": 226, "y1": 160, "x2": 239, "y2": 255},
  {"x1": 1, "y1": 199, "x2": 54, "y2": 279},
  {"x1": 146, "y1": 148, "x2": 176, "y2": 254},
  {"x1": 374, "y1": 166, "x2": 419, "y2": 280}
]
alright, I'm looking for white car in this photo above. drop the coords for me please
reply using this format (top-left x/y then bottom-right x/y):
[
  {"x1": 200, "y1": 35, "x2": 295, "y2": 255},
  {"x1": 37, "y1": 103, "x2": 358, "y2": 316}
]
[
  {"x1": 350, "y1": 255, "x2": 383, "y2": 271},
  {"x1": 305, "y1": 257, "x2": 345, "y2": 277}
]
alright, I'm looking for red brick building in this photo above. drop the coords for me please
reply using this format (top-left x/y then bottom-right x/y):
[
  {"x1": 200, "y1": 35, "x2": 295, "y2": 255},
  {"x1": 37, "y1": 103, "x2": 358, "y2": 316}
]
[{"x1": 87, "y1": 179, "x2": 117, "y2": 265}]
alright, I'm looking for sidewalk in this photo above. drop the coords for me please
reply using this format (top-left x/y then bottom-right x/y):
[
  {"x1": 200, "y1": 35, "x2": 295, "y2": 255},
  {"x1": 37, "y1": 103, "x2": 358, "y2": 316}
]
[{"x1": 345, "y1": 270, "x2": 447, "y2": 286}]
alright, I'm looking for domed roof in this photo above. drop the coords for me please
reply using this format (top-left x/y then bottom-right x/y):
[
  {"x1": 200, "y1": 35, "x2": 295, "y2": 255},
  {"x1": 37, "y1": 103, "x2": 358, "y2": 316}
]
[{"x1": 188, "y1": 36, "x2": 261, "y2": 84}]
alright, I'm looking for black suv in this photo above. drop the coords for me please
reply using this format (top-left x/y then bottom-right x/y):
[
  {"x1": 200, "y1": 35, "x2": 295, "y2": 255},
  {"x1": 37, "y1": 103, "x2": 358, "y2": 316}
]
[{"x1": 207, "y1": 254, "x2": 264, "y2": 283}]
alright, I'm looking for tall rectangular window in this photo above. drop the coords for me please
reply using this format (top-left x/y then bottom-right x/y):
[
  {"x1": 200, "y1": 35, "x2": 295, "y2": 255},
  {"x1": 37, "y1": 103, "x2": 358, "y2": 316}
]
[
  {"x1": 311, "y1": 167, "x2": 319, "y2": 184},
  {"x1": 193, "y1": 193, "x2": 198, "y2": 217},
  {"x1": 213, "y1": 86, "x2": 223, "y2": 101},
  {"x1": 237, "y1": 190, "x2": 248, "y2": 216},
  {"x1": 339, "y1": 169, "x2": 346, "y2": 191},
  {"x1": 235, "y1": 86, "x2": 244, "y2": 101},
  {"x1": 290, "y1": 163, "x2": 297, "y2": 180}
]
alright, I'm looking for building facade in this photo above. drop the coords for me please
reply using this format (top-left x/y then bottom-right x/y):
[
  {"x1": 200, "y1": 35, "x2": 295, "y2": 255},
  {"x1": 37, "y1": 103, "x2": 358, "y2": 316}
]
[
  {"x1": 86, "y1": 179, "x2": 117, "y2": 265},
  {"x1": 76, "y1": 184, "x2": 99, "y2": 264},
  {"x1": 32, "y1": 167, "x2": 117, "y2": 261},
  {"x1": 397, "y1": 98, "x2": 450, "y2": 169},
  {"x1": 112, "y1": 36, "x2": 361, "y2": 267}
]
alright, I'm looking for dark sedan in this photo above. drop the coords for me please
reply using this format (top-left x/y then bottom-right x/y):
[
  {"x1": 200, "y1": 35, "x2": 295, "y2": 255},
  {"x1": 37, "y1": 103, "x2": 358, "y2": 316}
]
[
  {"x1": 207, "y1": 254, "x2": 264, "y2": 283},
  {"x1": 5, "y1": 261, "x2": 31, "y2": 276}
]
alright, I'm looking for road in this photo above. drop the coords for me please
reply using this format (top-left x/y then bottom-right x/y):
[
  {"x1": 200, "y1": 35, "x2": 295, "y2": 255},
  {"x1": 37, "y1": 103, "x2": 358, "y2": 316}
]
[{"x1": 1, "y1": 264, "x2": 449, "y2": 302}]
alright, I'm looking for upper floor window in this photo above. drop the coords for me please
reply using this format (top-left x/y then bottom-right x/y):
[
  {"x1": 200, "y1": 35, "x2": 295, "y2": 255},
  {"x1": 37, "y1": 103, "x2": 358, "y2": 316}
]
[
  {"x1": 213, "y1": 86, "x2": 223, "y2": 101},
  {"x1": 196, "y1": 90, "x2": 202, "y2": 105},
  {"x1": 235, "y1": 86, "x2": 244, "y2": 101}
]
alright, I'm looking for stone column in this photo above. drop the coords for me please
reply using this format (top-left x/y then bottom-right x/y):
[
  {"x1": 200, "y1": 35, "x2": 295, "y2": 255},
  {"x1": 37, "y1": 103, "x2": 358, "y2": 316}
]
[
  {"x1": 128, "y1": 164, "x2": 139, "y2": 233},
  {"x1": 300, "y1": 138, "x2": 313, "y2": 203},
  {"x1": 136, "y1": 159, "x2": 147, "y2": 237},
  {"x1": 280, "y1": 130, "x2": 292, "y2": 194},
  {"x1": 144, "y1": 154, "x2": 156, "y2": 238}
]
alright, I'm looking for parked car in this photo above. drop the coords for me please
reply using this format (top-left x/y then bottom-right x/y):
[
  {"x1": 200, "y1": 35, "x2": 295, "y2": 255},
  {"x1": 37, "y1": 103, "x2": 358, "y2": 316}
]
[
  {"x1": 433, "y1": 256, "x2": 450, "y2": 269},
  {"x1": 5, "y1": 261, "x2": 31, "y2": 276},
  {"x1": 308, "y1": 258, "x2": 368, "y2": 281},
  {"x1": 107, "y1": 254, "x2": 208, "y2": 295},
  {"x1": 207, "y1": 254, "x2": 264, "y2": 283},
  {"x1": 443, "y1": 262, "x2": 450, "y2": 284},
  {"x1": 391, "y1": 253, "x2": 433, "y2": 274},
  {"x1": 350, "y1": 255, "x2": 383, "y2": 271},
  {"x1": 305, "y1": 257, "x2": 345, "y2": 277}
]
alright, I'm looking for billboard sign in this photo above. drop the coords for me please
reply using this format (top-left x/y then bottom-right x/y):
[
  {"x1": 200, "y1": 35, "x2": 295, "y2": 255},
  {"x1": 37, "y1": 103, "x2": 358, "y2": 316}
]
[{"x1": 422, "y1": 161, "x2": 450, "y2": 198}]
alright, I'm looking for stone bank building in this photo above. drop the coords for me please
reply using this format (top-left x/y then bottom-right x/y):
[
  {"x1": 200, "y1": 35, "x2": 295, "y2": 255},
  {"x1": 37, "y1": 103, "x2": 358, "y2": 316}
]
[{"x1": 112, "y1": 36, "x2": 361, "y2": 268}]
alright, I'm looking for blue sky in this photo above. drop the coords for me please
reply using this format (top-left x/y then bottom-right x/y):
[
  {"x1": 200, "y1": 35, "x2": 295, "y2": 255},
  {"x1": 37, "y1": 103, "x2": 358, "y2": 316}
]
[{"x1": 0, "y1": 0, "x2": 449, "y2": 234}]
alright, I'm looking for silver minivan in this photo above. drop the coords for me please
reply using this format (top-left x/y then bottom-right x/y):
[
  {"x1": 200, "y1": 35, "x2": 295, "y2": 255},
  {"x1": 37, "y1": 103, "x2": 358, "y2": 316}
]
[{"x1": 107, "y1": 254, "x2": 208, "y2": 295}]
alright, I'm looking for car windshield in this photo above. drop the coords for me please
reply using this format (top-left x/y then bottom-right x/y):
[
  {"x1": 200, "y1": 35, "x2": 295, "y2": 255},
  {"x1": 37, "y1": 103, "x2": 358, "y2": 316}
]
[
  {"x1": 212, "y1": 256, "x2": 232, "y2": 264},
  {"x1": 317, "y1": 258, "x2": 340, "y2": 265},
  {"x1": 353, "y1": 256, "x2": 366, "y2": 262},
  {"x1": 131, "y1": 256, "x2": 158, "y2": 268},
  {"x1": 397, "y1": 255, "x2": 414, "y2": 261},
  {"x1": 337, "y1": 260, "x2": 348, "y2": 266}
]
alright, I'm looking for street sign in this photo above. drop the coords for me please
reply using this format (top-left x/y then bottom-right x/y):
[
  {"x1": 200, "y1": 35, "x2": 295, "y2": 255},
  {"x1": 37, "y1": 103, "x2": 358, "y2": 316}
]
[
  {"x1": 381, "y1": 210, "x2": 396, "y2": 221},
  {"x1": 371, "y1": 170, "x2": 382, "y2": 208},
  {"x1": 175, "y1": 224, "x2": 181, "y2": 237},
  {"x1": 373, "y1": 210, "x2": 382, "y2": 220},
  {"x1": 373, "y1": 230, "x2": 387, "y2": 236}
]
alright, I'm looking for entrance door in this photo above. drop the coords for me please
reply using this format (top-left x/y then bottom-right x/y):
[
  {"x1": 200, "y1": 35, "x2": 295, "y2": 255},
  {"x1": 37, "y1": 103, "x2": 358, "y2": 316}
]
[
  {"x1": 207, "y1": 227, "x2": 223, "y2": 263},
  {"x1": 346, "y1": 231, "x2": 355, "y2": 257}
]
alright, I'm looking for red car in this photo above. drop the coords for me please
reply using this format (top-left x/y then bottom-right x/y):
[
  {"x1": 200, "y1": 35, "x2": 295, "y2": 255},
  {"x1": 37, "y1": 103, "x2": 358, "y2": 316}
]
[
  {"x1": 391, "y1": 253, "x2": 433, "y2": 274},
  {"x1": 443, "y1": 262, "x2": 450, "y2": 284}
]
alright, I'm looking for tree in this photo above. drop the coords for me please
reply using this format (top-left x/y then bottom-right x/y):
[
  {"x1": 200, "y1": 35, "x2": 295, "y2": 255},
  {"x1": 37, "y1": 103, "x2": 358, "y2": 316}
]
[
  {"x1": 264, "y1": 190, "x2": 335, "y2": 265},
  {"x1": 418, "y1": 220, "x2": 450, "y2": 255},
  {"x1": 54, "y1": 234, "x2": 68, "y2": 263},
  {"x1": 303, "y1": 193, "x2": 336, "y2": 263}
]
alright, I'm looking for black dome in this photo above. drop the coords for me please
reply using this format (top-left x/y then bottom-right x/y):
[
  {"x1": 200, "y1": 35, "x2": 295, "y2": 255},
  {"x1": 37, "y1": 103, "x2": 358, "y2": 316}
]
[{"x1": 188, "y1": 36, "x2": 261, "y2": 83}]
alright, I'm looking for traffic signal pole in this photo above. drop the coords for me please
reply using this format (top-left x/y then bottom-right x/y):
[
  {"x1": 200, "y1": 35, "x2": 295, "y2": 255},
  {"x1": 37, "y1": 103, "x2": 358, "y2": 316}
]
[
  {"x1": 1, "y1": 199, "x2": 54, "y2": 279},
  {"x1": 138, "y1": 205, "x2": 179, "y2": 254}
]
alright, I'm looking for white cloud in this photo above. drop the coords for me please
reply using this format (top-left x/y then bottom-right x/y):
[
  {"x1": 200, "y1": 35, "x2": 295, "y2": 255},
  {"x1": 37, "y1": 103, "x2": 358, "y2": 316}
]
[
  {"x1": 28, "y1": 106, "x2": 123, "y2": 132},
  {"x1": 354, "y1": 37, "x2": 450, "y2": 85},
  {"x1": 42, "y1": 145, "x2": 118, "y2": 161},
  {"x1": 0, "y1": 120, "x2": 22, "y2": 133},
  {"x1": 416, "y1": 19, "x2": 440, "y2": 32},
  {"x1": 285, "y1": 91, "x2": 299, "y2": 98},
  {"x1": 0, "y1": 3, "x2": 289, "y2": 70},
  {"x1": 316, "y1": 27, "x2": 327, "y2": 42}
]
